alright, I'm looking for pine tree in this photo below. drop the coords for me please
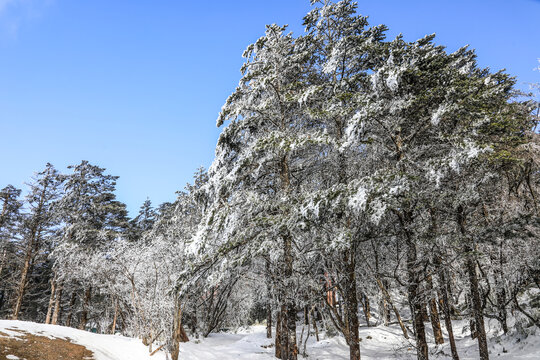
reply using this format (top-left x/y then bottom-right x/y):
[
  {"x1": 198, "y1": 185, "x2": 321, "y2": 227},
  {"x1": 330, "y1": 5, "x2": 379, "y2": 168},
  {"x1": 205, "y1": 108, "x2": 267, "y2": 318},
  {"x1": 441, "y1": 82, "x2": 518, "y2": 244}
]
[
  {"x1": 0, "y1": 185, "x2": 22, "y2": 313},
  {"x1": 299, "y1": 2, "x2": 387, "y2": 358},
  {"x1": 127, "y1": 198, "x2": 156, "y2": 242},
  {"x1": 12, "y1": 163, "x2": 61, "y2": 320},
  {"x1": 191, "y1": 22, "x2": 321, "y2": 360},
  {"x1": 52, "y1": 160, "x2": 129, "y2": 328}
]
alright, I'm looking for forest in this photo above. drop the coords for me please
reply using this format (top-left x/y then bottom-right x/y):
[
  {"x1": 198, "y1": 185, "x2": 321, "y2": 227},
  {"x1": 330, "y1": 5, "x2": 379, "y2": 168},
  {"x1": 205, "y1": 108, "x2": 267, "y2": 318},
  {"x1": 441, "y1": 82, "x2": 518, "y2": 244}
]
[{"x1": 1, "y1": 1, "x2": 539, "y2": 360}]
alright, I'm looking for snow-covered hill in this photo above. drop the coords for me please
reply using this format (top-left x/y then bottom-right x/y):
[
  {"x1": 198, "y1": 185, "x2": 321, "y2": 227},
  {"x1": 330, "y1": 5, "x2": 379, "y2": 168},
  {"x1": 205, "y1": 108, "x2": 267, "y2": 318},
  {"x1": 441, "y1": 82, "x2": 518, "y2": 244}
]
[{"x1": 0, "y1": 319, "x2": 538, "y2": 360}]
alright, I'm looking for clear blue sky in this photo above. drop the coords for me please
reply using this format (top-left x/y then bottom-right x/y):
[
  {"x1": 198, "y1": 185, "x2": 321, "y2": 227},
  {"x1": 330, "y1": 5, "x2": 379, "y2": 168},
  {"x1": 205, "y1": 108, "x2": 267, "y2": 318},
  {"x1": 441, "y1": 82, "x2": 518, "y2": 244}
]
[{"x1": 1, "y1": 0, "x2": 539, "y2": 216}]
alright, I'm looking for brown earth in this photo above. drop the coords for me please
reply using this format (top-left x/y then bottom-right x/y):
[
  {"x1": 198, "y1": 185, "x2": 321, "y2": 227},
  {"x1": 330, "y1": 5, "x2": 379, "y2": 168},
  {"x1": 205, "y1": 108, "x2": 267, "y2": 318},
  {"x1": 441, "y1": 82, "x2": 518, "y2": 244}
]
[{"x1": 0, "y1": 328, "x2": 95, "y2": 360}]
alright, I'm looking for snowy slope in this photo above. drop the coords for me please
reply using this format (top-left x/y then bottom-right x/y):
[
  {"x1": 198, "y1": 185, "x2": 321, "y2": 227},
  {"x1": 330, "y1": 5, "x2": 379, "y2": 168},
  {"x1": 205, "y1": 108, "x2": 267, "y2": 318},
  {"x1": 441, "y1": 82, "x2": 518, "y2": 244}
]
[
  {"x1": 0, "y1": 320, "x2": 167, "y2": 360},
  {"x1": 0, "y1": 320, "x2": 538, "y2": 360}
]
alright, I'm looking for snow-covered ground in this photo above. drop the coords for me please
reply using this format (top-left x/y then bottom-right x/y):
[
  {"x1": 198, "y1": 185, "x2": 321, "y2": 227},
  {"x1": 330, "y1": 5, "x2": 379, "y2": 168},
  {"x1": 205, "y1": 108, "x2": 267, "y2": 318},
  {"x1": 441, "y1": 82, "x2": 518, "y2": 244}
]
[{"x1": 0, "y1": 319, "x2": 538, "y2": 360}]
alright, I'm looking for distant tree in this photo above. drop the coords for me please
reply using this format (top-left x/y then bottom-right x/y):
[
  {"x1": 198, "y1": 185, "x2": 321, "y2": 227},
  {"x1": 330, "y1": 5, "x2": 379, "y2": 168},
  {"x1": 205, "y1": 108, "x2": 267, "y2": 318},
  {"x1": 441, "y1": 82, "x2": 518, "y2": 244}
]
[
  {"x1": 51, "y1": 160, "x2": 129, "y2": 328},
  {"x1": 127, "y1": 198, "x2": 156, "y2": 242},
  {"x1": 12, "y1": 163, "x2": 61, "y2": 320},
  {"x1": 0, "y1": 185, "x2": 22, "y2": 313}
]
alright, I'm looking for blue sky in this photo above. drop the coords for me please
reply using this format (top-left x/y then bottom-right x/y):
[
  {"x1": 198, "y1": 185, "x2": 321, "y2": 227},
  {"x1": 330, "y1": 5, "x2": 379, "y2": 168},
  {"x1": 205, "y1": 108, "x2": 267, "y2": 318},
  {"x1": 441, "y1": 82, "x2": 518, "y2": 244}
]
[{"x1": 1, "y1": 0, "x2": 539, "y2": 216}]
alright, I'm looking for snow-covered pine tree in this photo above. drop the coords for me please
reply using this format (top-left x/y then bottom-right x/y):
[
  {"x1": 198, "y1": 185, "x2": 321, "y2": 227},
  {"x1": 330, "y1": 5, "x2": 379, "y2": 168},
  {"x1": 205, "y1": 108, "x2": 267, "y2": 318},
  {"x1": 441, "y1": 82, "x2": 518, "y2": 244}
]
[
  {"x1": 51, "y1": 160, "x2": 129, "y2": 328},
  {"x1": 344, "y1": 29, "x2": 537, "y2": 359},
  {"x1": 11, "y1": 163, "x2": 61, "y2": 320},
  {"x1": 0, "y1": 185, "x2": 22, "y2": 315},
  {"x1": 127, "y1": 198, "x2": 156, "y2": 242},
  {"x1": 189, "y1": 22, "x2": 323, "y2": 360},
  {"x1": 298, "y1": 2, "x2": 388, "y2": 358}
]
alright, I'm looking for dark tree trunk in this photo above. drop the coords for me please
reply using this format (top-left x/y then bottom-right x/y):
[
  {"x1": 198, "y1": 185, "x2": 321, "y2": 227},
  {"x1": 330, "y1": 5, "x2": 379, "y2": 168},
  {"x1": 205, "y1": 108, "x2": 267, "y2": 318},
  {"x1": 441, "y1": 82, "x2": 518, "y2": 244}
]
[
  {"x1": 275, "y1": 310, "x2": 282, "y2": 359},
  {"x1": 65, "y1": 291, "x2": 77, "y2": 327},
  {"x1": 420, "y1": 301, "x2": 430, "y2": 323},
  {"x1": 278, "y1": 147, "x2": 296, "y2": 360},
  {"x1": 496, "y1": 287, "x2": 508, "y2": 334},
  {"x1": 344, "y1": 250, "x2": 361, "y2": 360},
  {"x1": 403, "y1": 224, "x2": 428, "y2": 360},
  {"x1": 286, "y1": 303, "x2": 298, "y2": 360},
  {"x1": 267, "y1": 303, "x2": 272, "y2": 339},
  {"x1": 457, "y1": 206, "x2": 489, "y2": 360},
  {"x1": 266, "y1": 258, "x2": 272, "y2": 339},
  {"x1": 381, "y1": 280, "x2": 390, "y2": 326},
  {"x1": 493, "y1": 244, "x2": 508, "y2": 334},
  {"x1": 282, "y1": 232, "x2": 297, "y2": 360},
  {"x1": 361, "y1": 292, "x2": 372, "y2": 327},
  {"x1": 437, "y1": 264, "x2": 459, "y2": 360},
  {"x1": 465, "y1": 249, "x2": 489, "y2": 360},
  {"x1": 396, "y1": 209, "x2": 425, "y2": 358},
  {"x1": 79, "y1": 286, "x2": 92, "y2": 330},
  {"x1": 375, "y1": 277, "x2": 408, "y2": 338},
  {"x1": 280, "y1": 305, "x2": 289, "y2": 359}
]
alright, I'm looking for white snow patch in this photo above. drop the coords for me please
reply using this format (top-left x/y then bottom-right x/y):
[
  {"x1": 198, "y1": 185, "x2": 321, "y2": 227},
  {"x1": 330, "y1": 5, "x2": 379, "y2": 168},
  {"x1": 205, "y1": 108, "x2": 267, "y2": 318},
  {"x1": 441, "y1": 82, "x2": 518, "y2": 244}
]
[
  {"x1": 431, "y1": 104, "x2": 447, "y2": 126},
  {"x1": 386, "y1": 71, "x2": 399, "y2": 91},
  {"x1": 348, "y1": 187, "x2": 367, "y2": 212}
]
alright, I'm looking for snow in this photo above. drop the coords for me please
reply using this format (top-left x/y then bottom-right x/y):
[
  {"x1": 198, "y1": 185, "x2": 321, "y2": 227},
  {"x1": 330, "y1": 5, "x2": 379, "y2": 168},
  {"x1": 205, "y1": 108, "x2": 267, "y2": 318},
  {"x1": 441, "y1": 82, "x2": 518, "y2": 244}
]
[
  {"x1": 0, "y1": 320, "x2": 168, "y2": 360},
  {"x1": 0, "y1": 320, "x2": 538, "y2": 360},
  {"x1": 431, "y1": 104, "x2": 447, "y2": 126},
  {"x1": 386, "y1": 71, "x2": 399, "y2": 91},
  {"x1": 349, "y1": 187, "x2": 368, "y2": 212}
]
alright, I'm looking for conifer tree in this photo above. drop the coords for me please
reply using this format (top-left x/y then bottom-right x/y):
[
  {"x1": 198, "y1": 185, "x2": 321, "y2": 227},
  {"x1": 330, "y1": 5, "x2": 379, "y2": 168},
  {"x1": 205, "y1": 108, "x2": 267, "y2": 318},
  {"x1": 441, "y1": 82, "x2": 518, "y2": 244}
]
[
  {"x1": 0, "y1": 185, "x2": 22, "y2": 313},
  {"x1": 12, "y1": 163, "x2": 61, "y2": 320},
  {"x1": 52, "y1": 160, "x2": 129, "y2": 328}
]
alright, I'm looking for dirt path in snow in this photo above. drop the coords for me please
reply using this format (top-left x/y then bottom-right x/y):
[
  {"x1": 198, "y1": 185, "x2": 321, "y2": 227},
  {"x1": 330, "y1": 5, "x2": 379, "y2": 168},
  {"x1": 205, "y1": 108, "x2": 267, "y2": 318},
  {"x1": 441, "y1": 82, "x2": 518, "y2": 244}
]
[{"x1": 0, "y1": 328, "x2": 95, "y2": 360}]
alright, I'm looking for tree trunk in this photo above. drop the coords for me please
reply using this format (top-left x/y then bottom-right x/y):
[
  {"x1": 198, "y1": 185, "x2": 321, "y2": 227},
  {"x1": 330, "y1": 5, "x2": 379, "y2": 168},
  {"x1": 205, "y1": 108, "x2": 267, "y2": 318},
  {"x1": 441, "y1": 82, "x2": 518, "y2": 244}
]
[
  {"x1": 267, "y1": 304, "x2": 272, "y2": 338},
  {"x1": 457, "y1": 206, "x2": 488, "y2": 360},
  {"x1": 492, "y1": 244, "x2": 508, "y2": 334},
  {"x1": 79, "y1": 286, "x2": 92, "y2": 330},
  {"x1": 375, "y1": 277, "x2": 408, "y2": 338},
  {"x1": 65, "y1": 291, "x2": 77, "y2": 327},
  {"x1": 426, "y1": 274, "x2": 444, "y2": 345},
  {"x1": 52, "y1": 283, "x2": 63, "y2": 325},
  {"x1": 420, "y1": 300, "x2": 430, "y2": 323},
  {"x1": 405, "y1": 233, "x2": 428, "y2": 360},
  {"x1": 362, "y1": 292, "x2": 372, "y2": 327},
  {"x1": 281, "y1": 232, "x2": 297, "y2": 360},
  {"x1": 282, "y1": 304, "x2": 291, "y2": 359},
  {"x1": 266, "y1": 259, "x2": 272, "y2": 339},
  {"x1": 171, "y1": 300, "x2": 183, "y2": 360},
  {"x1": 286, "y1": 303, "x2": 297, "y2": 360},
  {"x1": 275, "y1": 310, "x2": 282, "y2": 359},
  {"x1": 12, "y1": 237, "x2": 35, "y2": 319},
  {"x1": 111, "y1": 298, "x2": 118, "y2": 334},
  {"x1": 381, "y1": 280, "x2": 390, "y2": 326},
  {"x1": 437, "y1": 268, "x2": 459, "y2": 360},
  {"x1": 465, "y1": 248, "x2": 489, "y2": 360},
  {"x1": 344, "y1": 250, "x2": 361, "y2": 360},
  {"x1": 45, "y1": 277, "x2": 57, "y2": 324}
]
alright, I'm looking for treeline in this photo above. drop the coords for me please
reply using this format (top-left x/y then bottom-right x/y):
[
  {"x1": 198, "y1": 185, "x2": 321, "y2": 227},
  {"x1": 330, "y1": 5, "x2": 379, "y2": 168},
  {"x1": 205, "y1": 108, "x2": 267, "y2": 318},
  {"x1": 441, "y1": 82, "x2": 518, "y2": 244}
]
[{"x1": 1, "y1": 1, "x2": 540, "y2": 360}]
